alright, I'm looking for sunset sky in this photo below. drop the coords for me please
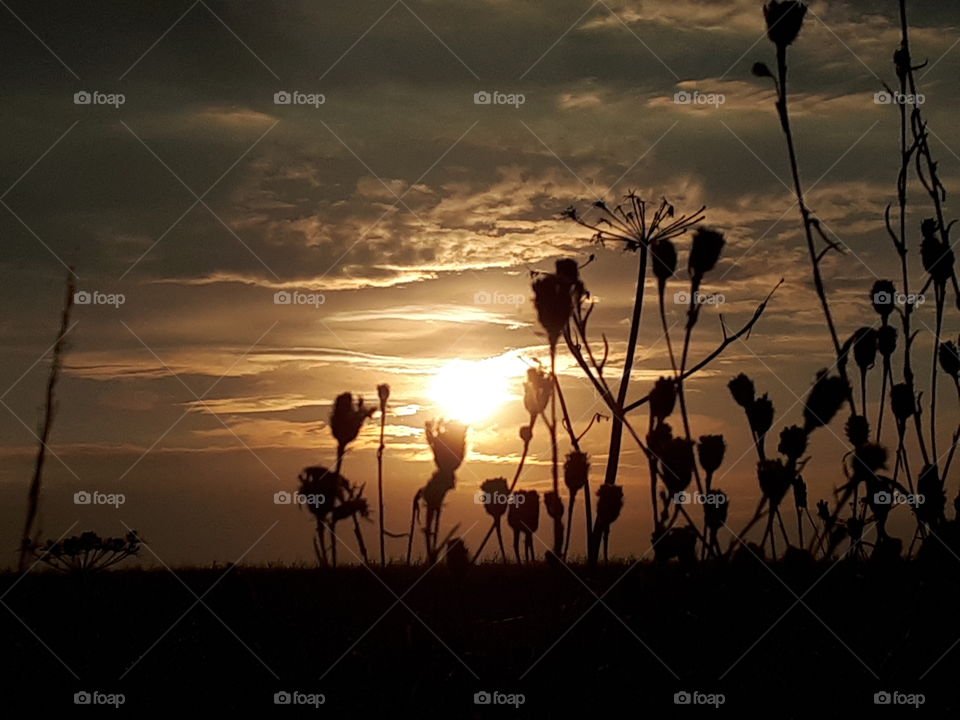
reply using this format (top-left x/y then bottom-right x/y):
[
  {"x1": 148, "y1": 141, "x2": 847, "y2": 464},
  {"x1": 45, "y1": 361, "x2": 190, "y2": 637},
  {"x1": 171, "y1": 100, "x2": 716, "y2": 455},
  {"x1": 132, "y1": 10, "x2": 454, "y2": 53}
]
[{"x1": 1, "y1": 0, "x2": 958, "y2": 567}]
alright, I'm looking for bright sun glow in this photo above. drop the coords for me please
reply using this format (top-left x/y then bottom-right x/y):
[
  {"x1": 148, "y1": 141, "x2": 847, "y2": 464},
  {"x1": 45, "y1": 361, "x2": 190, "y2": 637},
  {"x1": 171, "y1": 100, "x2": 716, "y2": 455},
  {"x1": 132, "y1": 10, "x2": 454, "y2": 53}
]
[{"x1": 428, "y1": 356, "x2": 526, "y2": 424}]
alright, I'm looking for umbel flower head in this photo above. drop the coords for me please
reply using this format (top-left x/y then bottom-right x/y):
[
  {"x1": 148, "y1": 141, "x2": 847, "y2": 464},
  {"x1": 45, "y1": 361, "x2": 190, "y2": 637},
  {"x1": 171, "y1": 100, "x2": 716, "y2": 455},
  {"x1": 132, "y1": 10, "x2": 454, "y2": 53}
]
[
  {"x1": 523, "y1": 366, "x2": 552, "y2": 418},
  {"x1": 728, "y1": 373, "x2": 756, "y2": 408},
  {"x1": 763, "y1": 1, "x2": 807, "y2": 48},
  {"x1": 803, "y1": 370, "x2": 849, "y2": 433},
  {"x1": 697, "y1": 435, "x2": 726, "y2": 475},
  {"x1": 330, "y1": 393, "x2": 375, "y2": 453},
  {"x1": 564, "y1": 451, "x2": 589, "y2": 494},
  {"x1": 426, "y1": 419, "x2": 467, "y2": 475},
  {"x1": 688, "y1": 228, "x2": 725, "y2": 278}
]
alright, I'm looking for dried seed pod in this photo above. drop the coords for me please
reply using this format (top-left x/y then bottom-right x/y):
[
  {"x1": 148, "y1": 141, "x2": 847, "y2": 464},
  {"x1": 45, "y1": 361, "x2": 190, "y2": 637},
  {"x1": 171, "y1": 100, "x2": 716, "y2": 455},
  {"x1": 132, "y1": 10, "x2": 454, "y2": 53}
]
[
  {"x1": 689, "y1": 228, "x2": 725, "y2": 278},
  {"x1": 844, "y1": 415, "x2": 870, "y2": 447},
  {"x1": 877, "y1": 325, "x2": 897, "y2": 358},
  {"x1": 763, "y1": 1, "x2": 807, "y2": 48},
  {"x1": 697, "y1": 434, "x2": 726, "y2": 475},
  {"x1": 748, "y1": 394, "x2": 775, "y2": 438},
  {"x1": 803, "y1": 370, "x2": 848, "y2": 432},
  {"x1": 651, "y1": 238, "x2": 677, "y2": 283},
  {"x1": 778, "y1": 425, "x2": 807, "y2": 460},
  {"x1": 649, "y1": 376, "x2": 677, "y2": 422},
  {"x1": 728, "y1": 373, "x2": 756, "y2": 408},
  {"x1": 563, "y1": 451, "x2": 589, "y2": 494},
  {"x1": 890, "y1": 383, "x2": 915, "y2": 422}
]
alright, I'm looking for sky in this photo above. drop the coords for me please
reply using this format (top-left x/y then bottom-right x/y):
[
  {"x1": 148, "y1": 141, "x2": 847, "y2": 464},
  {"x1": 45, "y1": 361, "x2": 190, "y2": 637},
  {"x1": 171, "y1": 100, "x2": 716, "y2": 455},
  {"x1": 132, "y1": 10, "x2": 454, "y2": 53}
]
[{"x1": 1, "y1": 0, "x2": 959, "y2": 567}]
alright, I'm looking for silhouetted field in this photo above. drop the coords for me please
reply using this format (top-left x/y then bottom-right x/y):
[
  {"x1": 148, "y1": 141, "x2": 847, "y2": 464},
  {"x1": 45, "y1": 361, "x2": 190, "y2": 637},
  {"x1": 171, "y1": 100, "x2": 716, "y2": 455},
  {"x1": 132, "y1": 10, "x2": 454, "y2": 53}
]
[{"x1": 2, "y1": 560, "x2": 958, "y2": 715}]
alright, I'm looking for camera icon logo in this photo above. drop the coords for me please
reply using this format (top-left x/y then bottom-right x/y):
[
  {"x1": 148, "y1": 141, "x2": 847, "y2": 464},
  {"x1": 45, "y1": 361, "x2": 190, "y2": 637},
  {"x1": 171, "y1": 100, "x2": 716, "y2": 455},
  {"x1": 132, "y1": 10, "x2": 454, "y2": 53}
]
[
  {"x1": 674, "y1": 691, "x2": 692, "y2": 705},
  {"x1": 474, "y1": 691, "x2": 492, "y2": 705},
  {"x1": 274, "y1": 491, "x2": 292, "y2": 505},
  {"x1": 274, "y1": 91, "x2": 292, "y2": 105},
  {"x1": 873, "y1": 291, "x2": 891, "y2": 304},
  {"x1": 274, "y1": 691, "x2": 292, "y2": 705},
  {"x1": 874, "y1": 691, "x2": 892, "y2": 705},
  {"x1": 874, "y1": 491, "x2": 892, "y2": 505},
  {"x1": 874, "y1": 91, "x2": 893, "y2": 105},
  {"x1": 473, "y1": 91, "x2": 492, "y2": 105},
  {"x1": 74, "y1": 691, "x2": 92, "y2": 704},
  {"x1": 673, "y1": 90, "x2": 692, "y2": 104},
  {"x1": 473, "y1": 290, "x2": 491, "y2": 304},
  {"x1": 74, "y1": 291, "x2": 92, "y2": 305},
  {"x1": 274, "y1": 291, "x2": 292, "y2": 305},
  {"x1": 74, "y1": 491, "x2": 92, "y2": 505},
  {"x1": 673, "y1": 291, "x2": 690, "y2": 305},
  {"x1": 74, "y1": 91, "x2": 92, "y2": 105},
  {"x1": 675, "y1": 492, "x2": 690, "y2": 504}
]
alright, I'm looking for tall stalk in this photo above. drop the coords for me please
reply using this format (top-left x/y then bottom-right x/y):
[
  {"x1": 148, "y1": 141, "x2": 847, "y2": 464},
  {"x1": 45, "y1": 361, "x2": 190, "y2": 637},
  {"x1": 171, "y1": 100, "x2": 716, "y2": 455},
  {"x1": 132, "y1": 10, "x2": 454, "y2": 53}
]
[{"x1": 19, "y1": 272, "x2": 75, "y2": 572}]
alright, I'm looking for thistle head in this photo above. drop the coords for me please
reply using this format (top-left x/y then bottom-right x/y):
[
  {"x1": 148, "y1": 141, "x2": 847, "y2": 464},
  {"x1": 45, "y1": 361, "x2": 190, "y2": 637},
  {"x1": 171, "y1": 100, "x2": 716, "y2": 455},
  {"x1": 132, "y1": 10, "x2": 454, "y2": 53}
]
[
  {"x1": 330, "y1": 392, "x2": 374, "y2": 452},
  {"x1": 688, "y1": 228, "x2": 725, "y2": 278},
  {"x1": 890, "y1": 383, "x2": 915, "y2": 422},
  {"x1": 426, "y1": 419, "x2": 467, "y2": 475},
  {"x1": 649, "y1": 376, "x2": 677, "y2": 423},
  {"x1": 697, "y1": 434, "x2": 726, "y2": 475},
  {"x1": 563, "y1": 451, "x2": 589, "y2": 495},
  {"x1": 728, "y1": 373, "x2": 756, "y2": 408},
  {"x1": 747, "y1": 394, "x2": 775, "y2": 438},
  {"x1": 777, "y1": 425, "x2": 807, "y2": 461},
  {"x1": 803, "y1": 370, "x2": 848, "y2": 433},
  {"x1": 877, "y1": 325, "x2": 897, "y2": 358},
  {"x1": 523, "y1": 366, "x2": 552, "y2": 418},
  {"x1": 871, "y1": 280, "x2": 896, "y2": 319},
  {"x1": 844, "y1": 415, "x2": 870, "y2": 447},
  {"x1": 763, "y1": 1, "x2": 807, "y2": 48},
  {"x1": 651, "y1": 238, "x2": 677, "y2": 284},
  {"x1": 480, "y1": 478, "x2": 510, "y2": 519},
  {"x1": 939, "y1": 340, "x2": 960, "y2": 379}
]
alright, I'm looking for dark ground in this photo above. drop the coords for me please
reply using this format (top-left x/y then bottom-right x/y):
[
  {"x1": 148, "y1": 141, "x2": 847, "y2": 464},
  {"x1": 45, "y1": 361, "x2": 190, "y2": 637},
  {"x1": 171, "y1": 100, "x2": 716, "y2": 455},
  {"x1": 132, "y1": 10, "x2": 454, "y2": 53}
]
[{"x1": 1, "y1": 557, "x2": 958, "y2": 717}]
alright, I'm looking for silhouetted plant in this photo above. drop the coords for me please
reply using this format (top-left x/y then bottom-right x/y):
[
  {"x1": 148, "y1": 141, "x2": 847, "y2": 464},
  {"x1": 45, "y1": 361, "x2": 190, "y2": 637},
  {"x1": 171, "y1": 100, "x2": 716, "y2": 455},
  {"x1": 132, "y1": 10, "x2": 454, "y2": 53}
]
[
  {"x1": 330, "y1": 392, "x2": 374, "y2": 563},
  {"x1": 479, "y1": 477, "x2": 510, "y2": 561},
  {"x1": 418, "y1": 419, "x2": 466, "y2": 563},
  {"x1": 376, "y1": 383, "x2": 390, "y2": 566},
  {"x1": 507, "y1": 490, "x2": 540, "y2": 563},
  {"x1": 26, "y1": 530, "x2": 140, "y2": 574}
]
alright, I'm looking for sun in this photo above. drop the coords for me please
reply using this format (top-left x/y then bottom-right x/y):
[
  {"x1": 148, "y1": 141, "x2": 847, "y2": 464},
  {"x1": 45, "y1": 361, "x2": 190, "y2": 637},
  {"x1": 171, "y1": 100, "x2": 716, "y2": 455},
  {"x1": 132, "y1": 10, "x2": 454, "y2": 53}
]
[{"x1": 428, "y1": 356, "x2": 523, "y2": 424}]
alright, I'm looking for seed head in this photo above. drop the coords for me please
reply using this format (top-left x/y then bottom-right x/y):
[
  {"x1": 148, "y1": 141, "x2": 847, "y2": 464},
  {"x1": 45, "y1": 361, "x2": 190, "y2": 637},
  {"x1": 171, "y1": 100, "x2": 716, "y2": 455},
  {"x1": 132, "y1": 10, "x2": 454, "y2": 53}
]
[
  {"x1": 649, "y1": 376, "x2": 676, "y2": 422},
  {"x1": 697, "y1": 434, "x2": 726, "y2": 475},
  {"x1": 728, "y1": 373, "x2": 756, "y2": 408},
  {"x1": 689, "y1": 228, "x2": 725, "y2": 278},
  {"x1": 777, "y1": 425, "x2": 807, "y2": 460},
  {"x1": 803, "y1": 370, "x2": 848, "y2": 433},
  {"x1": 563, "y1": 451, "x2": 589, "y2": 494},
  {"x1": 763, "y1": 1, "x2": 807, "y2": 48}
]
